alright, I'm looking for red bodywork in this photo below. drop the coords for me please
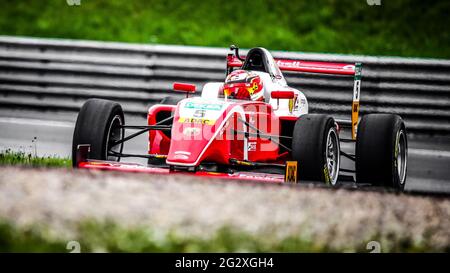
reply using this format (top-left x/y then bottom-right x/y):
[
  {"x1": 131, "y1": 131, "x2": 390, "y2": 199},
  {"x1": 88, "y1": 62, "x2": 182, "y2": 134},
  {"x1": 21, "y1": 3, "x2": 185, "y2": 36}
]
[{"x1": 150, "y1": 100, "x2": 281, "y2": 166}]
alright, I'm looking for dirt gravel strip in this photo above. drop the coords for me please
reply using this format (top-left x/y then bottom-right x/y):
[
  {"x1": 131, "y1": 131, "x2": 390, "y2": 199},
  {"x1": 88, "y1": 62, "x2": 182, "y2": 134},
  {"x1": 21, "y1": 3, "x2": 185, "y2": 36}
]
[{"x1": 0, "y1": 167, "x2": 449, "y2": 251}]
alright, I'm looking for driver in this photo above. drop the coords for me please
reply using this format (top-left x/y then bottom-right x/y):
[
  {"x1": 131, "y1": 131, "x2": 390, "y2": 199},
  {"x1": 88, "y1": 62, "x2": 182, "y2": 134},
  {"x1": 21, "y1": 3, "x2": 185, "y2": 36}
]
[{"x1": 223, "y1": 70, "x2": 264, "y2": 101}]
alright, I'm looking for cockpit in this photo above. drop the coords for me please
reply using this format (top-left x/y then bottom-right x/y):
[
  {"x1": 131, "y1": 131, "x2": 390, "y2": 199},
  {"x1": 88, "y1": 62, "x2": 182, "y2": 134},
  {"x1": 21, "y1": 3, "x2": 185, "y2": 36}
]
[
  {"x1": 242, "y1": 48, "x2": 267, "y2": 72},
  {"x1": 240, "y1": 47, "x2": 286, "y2": 86}
]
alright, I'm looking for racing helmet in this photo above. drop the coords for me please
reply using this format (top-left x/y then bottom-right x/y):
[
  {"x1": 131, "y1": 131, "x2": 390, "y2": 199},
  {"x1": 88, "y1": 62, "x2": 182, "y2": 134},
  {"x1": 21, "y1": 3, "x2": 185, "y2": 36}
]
[{"x1": 223, "y1": 70, "x2": 264, "y2": 101}]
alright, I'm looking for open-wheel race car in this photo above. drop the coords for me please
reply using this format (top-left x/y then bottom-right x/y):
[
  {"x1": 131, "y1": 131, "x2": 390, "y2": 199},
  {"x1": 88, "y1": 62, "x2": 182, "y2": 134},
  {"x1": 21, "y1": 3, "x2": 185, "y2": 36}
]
[{"x1": 72, "y1": 45, "x2": 408, "y2": 190}]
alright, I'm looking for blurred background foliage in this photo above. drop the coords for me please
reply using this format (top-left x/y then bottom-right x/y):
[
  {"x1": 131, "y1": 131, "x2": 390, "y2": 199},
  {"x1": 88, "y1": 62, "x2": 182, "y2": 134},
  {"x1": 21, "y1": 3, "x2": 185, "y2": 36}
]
[{"x1": 0, "y1": 0, "x2": 449, "y2": 58}]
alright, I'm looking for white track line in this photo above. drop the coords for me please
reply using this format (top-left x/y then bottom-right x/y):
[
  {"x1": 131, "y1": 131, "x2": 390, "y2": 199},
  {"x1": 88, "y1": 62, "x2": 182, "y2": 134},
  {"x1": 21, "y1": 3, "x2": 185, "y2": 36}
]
[
  {"x1": 0, "y1": 117, "x2": 74, "y2": 128},
  {"x1": 408, "y1": 148, "x2": 450, "y2": 158}
]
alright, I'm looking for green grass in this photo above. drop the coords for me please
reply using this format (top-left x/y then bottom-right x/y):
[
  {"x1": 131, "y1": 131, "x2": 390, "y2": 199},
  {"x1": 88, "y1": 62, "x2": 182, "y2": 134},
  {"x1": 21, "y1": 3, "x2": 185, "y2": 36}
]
[
  {"x1": 0, "y1": 149, "x2": 71, "y2": 168},
  {"x1": 0, "y1": 0, "x2": 449, "y2": 58},
  {"x1": 0, "y1": 219, "x2": 438, "y2": 253}
]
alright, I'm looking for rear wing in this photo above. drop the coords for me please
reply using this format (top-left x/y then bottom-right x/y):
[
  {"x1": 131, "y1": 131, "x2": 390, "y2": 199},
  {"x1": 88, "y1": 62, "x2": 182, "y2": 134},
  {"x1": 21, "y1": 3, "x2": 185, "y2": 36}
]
[
  {"x1": 227, "y1": 54, "x2": 357, "y2": 75},
  {"x1": 226, "y1": 51, "x2": 362, "y2": 139}
]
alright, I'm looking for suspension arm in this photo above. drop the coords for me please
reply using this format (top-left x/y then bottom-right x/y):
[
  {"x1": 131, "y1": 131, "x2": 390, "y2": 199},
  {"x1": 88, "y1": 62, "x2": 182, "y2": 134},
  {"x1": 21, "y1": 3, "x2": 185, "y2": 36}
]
[
  {"x1": 111, "y1": 116, "x2": 174, "y2": 147},
  {"x1": 108, "y1": 150, "x2": 167, "y2": 159}
]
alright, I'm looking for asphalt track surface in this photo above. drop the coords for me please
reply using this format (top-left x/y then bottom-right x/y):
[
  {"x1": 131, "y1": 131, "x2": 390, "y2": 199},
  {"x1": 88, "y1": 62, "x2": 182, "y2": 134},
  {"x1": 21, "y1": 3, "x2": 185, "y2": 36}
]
[{"x1": 0, "y1": 115, "x2": 449, "y2": 194}]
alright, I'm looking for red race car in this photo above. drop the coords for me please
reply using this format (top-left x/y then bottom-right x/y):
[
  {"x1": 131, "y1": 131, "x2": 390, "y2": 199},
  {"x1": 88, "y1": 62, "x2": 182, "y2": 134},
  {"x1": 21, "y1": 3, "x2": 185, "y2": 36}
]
[{"x1": 72, "y1": 45, "x2": 408, "y2": 190}]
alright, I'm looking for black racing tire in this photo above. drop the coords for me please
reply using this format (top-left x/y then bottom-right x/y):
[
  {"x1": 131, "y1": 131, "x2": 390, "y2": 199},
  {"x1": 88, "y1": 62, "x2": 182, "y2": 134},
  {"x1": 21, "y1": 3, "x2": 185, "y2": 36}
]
[
  {"x1": 291, "y1": 114, "x2": 340, "y2": 185},
  {"x1": 72, "y1": 99, "x2": 125, "y2": 167},
  {"x1": 355, "y1": 114, "x2": 408, "y2": 190}
]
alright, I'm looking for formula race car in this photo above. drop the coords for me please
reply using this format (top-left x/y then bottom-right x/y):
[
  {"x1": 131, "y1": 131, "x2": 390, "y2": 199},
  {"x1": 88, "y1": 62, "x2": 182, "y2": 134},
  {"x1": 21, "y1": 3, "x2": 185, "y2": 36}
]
[{"x1": 72, "y1": 45, "x2": 408, "y2": 190}]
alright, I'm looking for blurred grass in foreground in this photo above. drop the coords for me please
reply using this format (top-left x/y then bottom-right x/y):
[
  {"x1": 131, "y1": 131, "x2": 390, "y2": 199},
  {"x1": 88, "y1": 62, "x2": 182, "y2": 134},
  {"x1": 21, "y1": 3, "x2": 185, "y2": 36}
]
[
  {"x1": 0, "y1": 0, "x2": 449, "y2": 58},
  {"x1": 0, "y1": 149, "x2": 71, "y2": 168},
  {"x1": 0, "y1": 220, "x2": 437, "y2": 253}
]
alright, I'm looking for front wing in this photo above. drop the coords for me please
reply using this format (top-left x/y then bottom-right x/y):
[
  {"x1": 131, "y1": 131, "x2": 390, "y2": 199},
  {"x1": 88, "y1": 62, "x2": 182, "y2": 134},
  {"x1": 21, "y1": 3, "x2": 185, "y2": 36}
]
[{"x1": 78, "y1": 160, "x2": 285, "y2": 183}]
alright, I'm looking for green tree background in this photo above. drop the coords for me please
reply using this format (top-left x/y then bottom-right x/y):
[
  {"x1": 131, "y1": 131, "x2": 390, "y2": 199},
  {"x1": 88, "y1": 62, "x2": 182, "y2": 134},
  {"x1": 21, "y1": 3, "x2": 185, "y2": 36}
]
[{"x1": 0, "y1": 0, "x2": 449, "y2": 58}]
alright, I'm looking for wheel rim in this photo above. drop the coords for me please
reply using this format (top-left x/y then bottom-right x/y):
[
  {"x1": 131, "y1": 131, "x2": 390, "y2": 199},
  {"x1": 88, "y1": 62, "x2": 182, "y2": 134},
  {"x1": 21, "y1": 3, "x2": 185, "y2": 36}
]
[
  {"x1": 396, "y1": 130, "x2": 407, "y2": 185},
  {"x1": 106, "y1": 115, "x2": 123, "y2": 161},
  {"x1": 325, "y1": 127, "x2": 340, "y2": 185}
]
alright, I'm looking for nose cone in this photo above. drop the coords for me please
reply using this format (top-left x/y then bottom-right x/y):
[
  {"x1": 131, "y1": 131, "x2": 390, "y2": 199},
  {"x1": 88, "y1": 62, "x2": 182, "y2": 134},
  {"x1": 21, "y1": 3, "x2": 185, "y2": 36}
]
[
  {"x1": 166, "y1": 122, "x2": 217, "y2": 166},
  {"x1": 165, "y1": 98, "x2": 230, "y2": 166}
]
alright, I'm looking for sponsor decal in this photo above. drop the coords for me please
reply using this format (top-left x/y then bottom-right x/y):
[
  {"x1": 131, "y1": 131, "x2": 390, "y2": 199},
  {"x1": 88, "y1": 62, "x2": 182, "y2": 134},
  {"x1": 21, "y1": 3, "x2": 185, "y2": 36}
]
[
  {"x1": 178, "y1": 117, "x2": 216, "y2": 125},
  {"x1": 223, "y1": 87, "x2": 231, "y2": 97},
  {"x1": 184, "y1": 102, "x2": 223, "y2": 111},
  {"x1": 276, "y1": 60, "x2": 355, "y2": 71},
  {"x1": 285, "y1": 161, "x2": 298, "y2": 183},
  {"x1": 353, "y1": 80, "x2": 361, "y2": 101},
  {"x1": 174, "y1": 154, "x2": 189, "y2": 160},
  {"x1": 351, "y1": 63, "x2": 362, "y2": 140},
  {"x1": 351, "y1": 101, "x2": 360, "y2": 139},
  {"x1": 288, "y1": 95, "x2": 298, "y2": 113},
  {"x1": 294, "y1": 96, "x2": 300, "y2": 111},
  {"x1": 276, "y1": 60, "x2": 303, "y2": 68},
  {"x1": 175, "y1": 151, "x2": 191, "y2": 155},
  {"x1": 236, "y1": 173, "x2": 280, "y2": 181},
  {"x1": 247, "y1": 81, "x2": 259, "y2": 95},
  {"x1": 173, "y1": 151, "x2": 191, "y2": 159}
]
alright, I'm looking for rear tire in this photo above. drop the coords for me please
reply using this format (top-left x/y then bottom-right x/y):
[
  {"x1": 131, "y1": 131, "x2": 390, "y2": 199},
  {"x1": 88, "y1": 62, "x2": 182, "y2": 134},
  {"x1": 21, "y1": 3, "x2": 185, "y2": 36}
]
[
  {"x1": 291, "y1": 114, "x2": 340, "y2": 185},
  {"x1": 355, "y1": 114, "x2": 407, "y2": 190},
  {"x1": 72, "y1": 99, "x2": 125, "y2": 167}
]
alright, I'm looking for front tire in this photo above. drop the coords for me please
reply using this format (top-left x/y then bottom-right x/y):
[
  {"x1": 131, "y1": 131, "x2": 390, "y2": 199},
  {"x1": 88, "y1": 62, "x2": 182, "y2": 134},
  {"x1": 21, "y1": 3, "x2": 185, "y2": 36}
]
[
  {"x1": 72, "y1": 99, "x2": 125, "y2": 167},
  {"x1": 291, "y1": 114, "x2": 340, "y2": 185},
  {"x1": 355, "y1": 114, "x2": 407, "y2": 190}
]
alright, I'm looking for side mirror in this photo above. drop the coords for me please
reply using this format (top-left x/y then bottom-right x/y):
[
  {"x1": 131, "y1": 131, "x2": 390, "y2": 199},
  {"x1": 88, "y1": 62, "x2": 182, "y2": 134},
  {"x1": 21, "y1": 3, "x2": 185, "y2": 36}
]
[
  {"x1": 271, "y1": 91, "x2": 295, "y2": 99},
  {"x1": 271, "y1": 91, "x2": 295, "y2": 111},
  {"x1": 173, "y1": 82, "x2": 197, "y2": 97}
]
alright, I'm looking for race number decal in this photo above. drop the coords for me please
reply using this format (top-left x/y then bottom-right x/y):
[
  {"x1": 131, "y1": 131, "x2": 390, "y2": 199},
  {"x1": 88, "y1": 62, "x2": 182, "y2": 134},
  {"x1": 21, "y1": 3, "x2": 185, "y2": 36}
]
[
  {"x1": 285, "y1": 161, "x2": 298, "y2": 183},
  {"x1": 351, "y1": 63, "x2": 362, "y2": 140}
]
